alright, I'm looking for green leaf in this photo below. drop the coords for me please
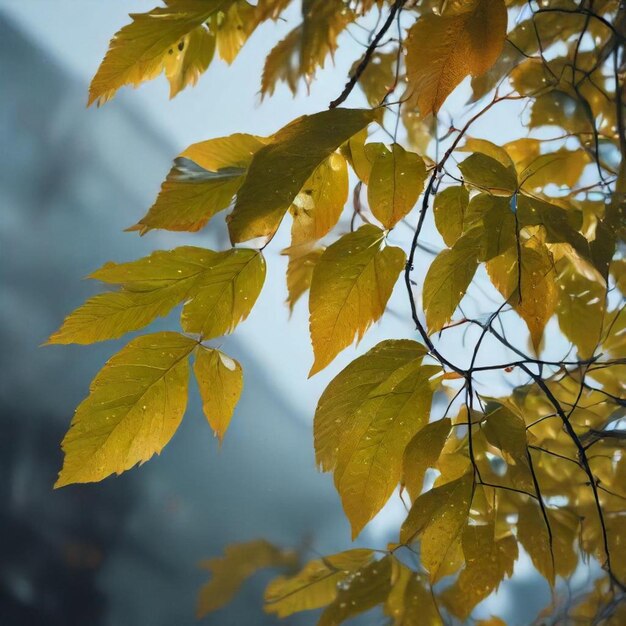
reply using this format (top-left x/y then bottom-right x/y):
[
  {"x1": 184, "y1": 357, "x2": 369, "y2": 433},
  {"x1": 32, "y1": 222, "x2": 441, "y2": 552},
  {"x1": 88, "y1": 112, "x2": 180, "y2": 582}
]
[
  {"x1": 309, "y1": 225, "x2": 406, "y2": 374},
  {"x1": 194, "y1": 346, "x2": 243, "y2": 442},
  {"x1": 48, "y1": 247, "x2": 218, "y2": 345},
  {"x1": 227, "y1": 108, "x2": 377, "y2": 243},
  {"x1": 402, "y1": 418, "x2": 452, "y2": 501},
  {"x1": 130, "y1": 134, "x2": 267, "y2": 234},
  {"x1": 400, "y1": 472, "x2": 473, "y2": 582},
  {"x1": 290, "y1": 153, "x2": 349, "y2": 245},
  {"x1": 318, "y1": 556, "x2": 392, "y2": 626},
  {"x1": 404, "y1": 0, "x2": 507, "y2": 114},
  {"x1": 181, "y1": 248, "x2": 266, "y2": 339},
  {"x1": 197, "y1": 540, "x2": 297, "y2": 617},
  {"x1": 458, "y1": 152, "x2": 518, "y2": 195},
  {"x1": 480, "y1": 195, "x2": 517, "y2": 261},
  {"x1": 487, "y1": 241, "x2": 558, "y2": 351},
  {"x1": 482, "y1": 403, "x2": 528, "y2": 461},
  {"x1": 55, "y1": 332, "x2": 196, "y2": 487},
  {"x1": 367, "y1": 144, "x2": 427, "y2": 229},
  {"x1": 423, "y1": 229, "x2": 482, "y2": 333},
  {"x1": 88, "y1": 0, "x2": 227, "y2": 105},
  {"x1": 282, "y1": 244, "x2": 324, "y2": 312},
  {"x1": 433, "y1": 186, "x2": 470, "y2": 247},
  {"x1": 264, "y1": 549, "x2": 374, "y2": 618}
]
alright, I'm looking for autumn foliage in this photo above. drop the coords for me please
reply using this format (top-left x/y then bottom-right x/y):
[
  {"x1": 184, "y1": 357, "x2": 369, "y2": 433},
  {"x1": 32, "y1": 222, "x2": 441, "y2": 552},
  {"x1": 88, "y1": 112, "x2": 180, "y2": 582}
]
[{"x1": 49, "y1": 0, "x2": 625, "y2": 623}]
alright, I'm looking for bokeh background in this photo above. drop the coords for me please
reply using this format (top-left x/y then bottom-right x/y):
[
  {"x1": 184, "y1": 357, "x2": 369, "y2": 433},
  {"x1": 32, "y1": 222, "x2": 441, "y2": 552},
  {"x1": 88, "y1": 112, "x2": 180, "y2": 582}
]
[{"x1": 0, "y1": 2, "x2": 598, "y2": 624}]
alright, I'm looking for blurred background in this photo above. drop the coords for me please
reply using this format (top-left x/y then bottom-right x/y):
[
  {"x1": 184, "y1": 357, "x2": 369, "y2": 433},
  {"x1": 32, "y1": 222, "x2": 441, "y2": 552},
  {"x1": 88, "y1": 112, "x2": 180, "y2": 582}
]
[{"x1": 0, "y1": 1, "x2": 593, "y2": 625}]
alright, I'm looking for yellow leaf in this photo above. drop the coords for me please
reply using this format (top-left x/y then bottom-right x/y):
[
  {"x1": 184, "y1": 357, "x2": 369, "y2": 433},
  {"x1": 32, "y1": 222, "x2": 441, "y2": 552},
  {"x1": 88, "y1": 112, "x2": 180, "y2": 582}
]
[
  {"x1": 197, "y1": 540, "x2": 297, "y2": 617},
  {"x1": 400, "y1": 472, "x2": 473, "y2": 582},
  {"x1": 181, "y1": 248, "x2": 266, "y2": 339},
  {"x1": 458, "y1": 152, "x2": 518, "y2": 196},
  {"x1": 309, "y1": 225, "x2": 406, "y2": 374},
  {"x1": 516, "y1": 501, "x2": 555, "y2": 586},
  {"x1": 404, "y1": 0, "x2": 508, "y2": 115},
  {"x1": 423, "y1": 228, "x2": 482, "y2": 333},
  {"x1": 264, "y1": 549, "x2": 374, "y2": 618},
  {"x1": 55, "y1": 332, "x2": 196, "y2": 487},
  {"x1": 385, "y1": 562, "x2": 443, "y2": 626},
  {"x1": 227, "y1": 108, "x2": 376, "y2": 243},
  {"x1": 402, "y1": 418, "x2": 452, "y2": 501},
  {"x1": 482, "y1": 403, "x2": 528, "y2": 461},
  {"x1": 193, "y1": 347, "x2": 243, "y2": 441},
  {"x1": 487, "y1": 241, "x2": 558, "y2": 351},
  {"x1": 212, "y1": 0, "x2": 256, "y2": 65},
  {"x1": 315, "y1": 339, "x2": 428, "y2": 469},
  {"x1": 318, "y1": 556, "x2": 392, "y2": 626},
  {"x1": 556, "y1": 260, "x2": 606, "y2": 359},
  {"x1": 367, "y1": 144, "x2": 427, "y2": 229},
  {"x1": 290, "y1": 153, "x2": 349, "y2": 245},
  {"x1": 433, "y1": 185, "x2": 470, "y2": 247},
  {"x1": 282, "y1": 244, "x2": 324, "y2": 312},
  {"x1": 354, "y1": 51, "x2": 397, "y2": 107},
  {"x1": 459, "y1": 137, "x2": 515, "y2": 170},
  {"x1": 519, "y1": 149, "x2": 589, "y2": 191},
  {"x1": 441, "y1": 523, "x2": 518, "y2": 619},
  {"x1": 129, "y1": 134, "x2": 267, "y2": 234},
  {"x1": 260, "y1": 0, "x2": 353, "y2": 96},
  {"x1": 88, "y1": 0, "x2": 226, "y2": 105},
  {"x1": 164, "y1": 24, "x2": 215, "y2": 98},
  {"x1": 48, "y1": 247, "x2": 217, "y2": 345}
]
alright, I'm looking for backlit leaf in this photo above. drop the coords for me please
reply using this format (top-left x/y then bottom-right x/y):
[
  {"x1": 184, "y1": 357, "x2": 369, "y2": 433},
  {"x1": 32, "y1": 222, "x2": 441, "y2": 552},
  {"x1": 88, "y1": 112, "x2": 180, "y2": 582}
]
[
  {"x1": 400, "y1": 472, "x2": 474, "y2": 582},
  {"x1": 290, "y1": 152, "x2": 349, "y2": 245},
  {"x1": 197, "y1": 540, "x2": 297, "y2": 617},
  {"x1": 88, "y1": 0, "x2": 226, "y2": 105},
  {"x1": 482, "y1": 403, "x2": 528, "y2": 461},
  {"x1": 55, "y1": 332, "x2": 196, "y2": 487},
  {"x1": 404, "y1": 0, "x2": 507, "y2": 115},
  {"x1": 367, "y1": 144, "x2": 427, "y2": 229},
  {"x1": 181, "y1": 248, "x2": 266, "y2": 339},
  {"x1": 517, "y1": 500, "x2": 555, "y2": 586},
  {"x1": 227, "y1": 108, "x2": 376, "y2": 243},
  {"x1": 318, "y1": 556, "x2": 392, "y2": 626},
  {"x1": 282, "y1": 244, "x2": 324, "y2": 311},
  {"x1": 458, "y1": 152, "x2": 518, "y2": 196},
  {"x1": 194, "y1": 346, "x2": 243, "y2": 441},
  {"x1": 423, "y1": 228, "x2": 482, "y2": 333},
  {"x1": 433, "y1": 185, "x2": 470, "y2": 247},
  {"x1": 487, "y1": 241, "x2": 558, "y2": 351},
  {"x1": 212, "y1": 0, "x2": 256, "y2": 65},
  {"x1": 402, "y1": 418, "x2": 452, "y2": 501},
  {"x1": 264, "y1": 549, "x2": 374, "y2": 618},
  {"x1": 309, "y1": 225, "x2": 406, "y2": 374}
]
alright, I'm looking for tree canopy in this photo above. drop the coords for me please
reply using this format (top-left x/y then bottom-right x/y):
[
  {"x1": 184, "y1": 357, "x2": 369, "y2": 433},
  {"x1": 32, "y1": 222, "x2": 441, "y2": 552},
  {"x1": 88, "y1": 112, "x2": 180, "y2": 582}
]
[{"x1": 49, "y1": 0, "x2": 626, "y2": 623}]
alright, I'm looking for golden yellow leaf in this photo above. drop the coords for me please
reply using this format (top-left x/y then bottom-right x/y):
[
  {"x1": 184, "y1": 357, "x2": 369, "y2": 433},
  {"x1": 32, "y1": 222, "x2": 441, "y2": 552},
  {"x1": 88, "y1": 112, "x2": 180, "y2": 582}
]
[
  {"x1": 519, "y1": 149, "x2": 589, "y2": 191},
  {"x1": 181, "y1": 248, "x2": 266, "y2": 338},
  {"x1": 384, "y1": 561, "x2": 443, "y2": 626},
  {"x1": 459, "y1": 137, "x2": 515, "y2": 170},
  {"x1": 315, "y1": 340, "x2": 428, "y2": 468},
  {"x1": 309, "y1": 225, "x2": 406, "y2": 374},
  {"x1": 433, "y1": 185, "x2": 470, "y2": 247},
  {"x1": 212, "y1": 0, "x2": 256, "y2": 64},
  {"x1": 282, "y1": 244, "x2": 324, "y2": 312},
  {"x1": 405, "y1": 0, "x2": 508, "y2": 115},
  {"x1": 423, "y1": 228, "x2": 482, "y2": 333},
  {"x1": 88, "y1": 0, "x2": 226, "y2": 105},
  {"x1": 400, "y1": 472, "x2": 473, "y2": 582},
  {"x1": 516, "y1": 500, "x2": 555, "y2": 586},
  {"x1": 197, "y1": 540, "x2": 297, "y2": 617},
  {"x1": 193, "y1": 346, "x2": 243, "y2": 441},
  {"x1": 48, "y1": 247, "x2": 217, "y2": 345},
  {"x1": 318, "y1": 556, "x2": 392, "y2": 626},
  {"x1": 227, "y1": 108, "x2": 377, "y2": 243},
  {"x1": 264, "y1": 549, "x2": 374, "y2": 618},
  {"x1": 482, "y1": 403, "x2": 528, "y2": 461},
  {"x1": 290, "y1": 153, "x2": 349, "y2": 245},
  {"x1": 367, "y1": 144, "x2": 427, "y2": 229},
  {"x1": 55, "y1": 332, "x2": 196, "y2": 487},
  {"x1": 487, "y1": 241, "x2": 558, "y2": 351},
  {"x1": 459, "y1": 152, "x2": 518, "y2": 196},
  {"x1": 164, "y1": 24, "x2": 215, "y2": 98},
  {"x1": 354, "y1": 51, "x2": 397, "y2": 107},
  {"x1": 402, "y1": 418, "x2": 452, "y2": 501},
  {"x1": 129, "y1": 134, "x2": 267, "y2": 234}
]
